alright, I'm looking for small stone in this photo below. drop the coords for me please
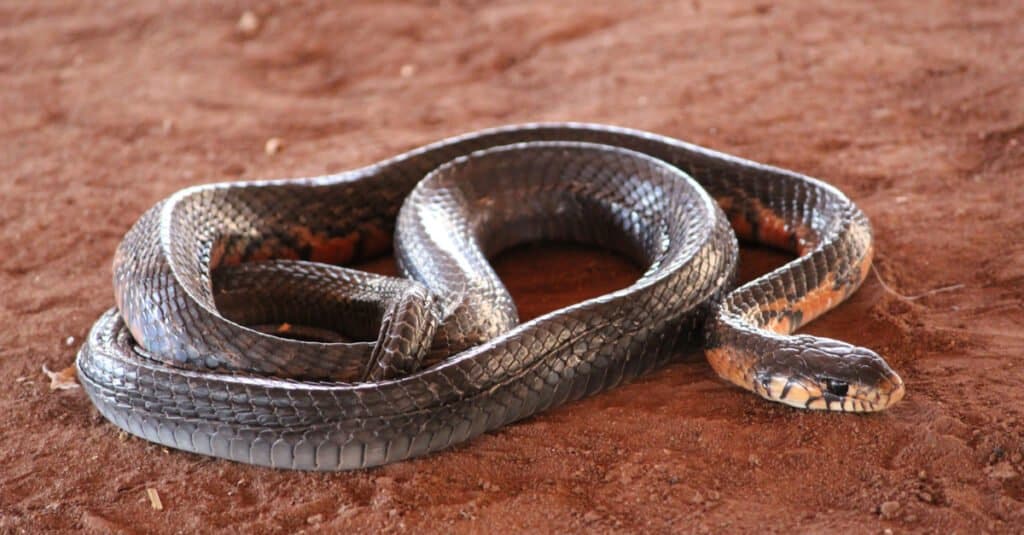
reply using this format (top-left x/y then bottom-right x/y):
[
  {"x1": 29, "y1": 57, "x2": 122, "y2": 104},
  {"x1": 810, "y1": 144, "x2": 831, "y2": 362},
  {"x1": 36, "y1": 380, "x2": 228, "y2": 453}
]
[
  {"x1": 872, "y1": 108, "x2": 894, "y2": 120},
  {"x1": 689, "y1": 491, "x2": 704, "y2": 505},
  {"x1": 65, "y1": 336, "x2": 75, "y2": 346},
  {"x1": 905, "y1": 513, "x2": 918, "y2": 523},
  {"x1": 264, "y1": 137, "x2": 283, "y2": 155},
  {"x1": 986, "y1": 461, "x2": 1018, "y2": 480},
  {"x1": 917, "y1": 491, "x2": 933, "y2": 504},
  {"x1": 400, "y1": 64, "x2": 416, "y2": 78},
  {"x1": 306, "y1": 513, "x2": 323, "y2": 525},
  {"x1": 237, "y1": 11, "x2": 260, "y2": 36},
  {"x1": 582, "y1": 511, "x2": 601, "y2": 523},
  {"x1": 81, "y1": 511, "x2": 125, "y2": 533},
  {"x1": 747, "y1": 454, "x2": 760, "y2": 466},
  {"x1": 917, "y1": 470, "x2": 927, "y2": 480},
  {"x1": 879, "y1": 500, "x2": 900, "y2": 519}
]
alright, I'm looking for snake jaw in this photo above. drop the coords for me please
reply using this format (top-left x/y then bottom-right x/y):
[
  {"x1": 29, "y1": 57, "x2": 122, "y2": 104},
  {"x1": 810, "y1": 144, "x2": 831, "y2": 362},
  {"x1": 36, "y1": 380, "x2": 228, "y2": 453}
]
[{"x1": 754, "y1": 373, "x2": 904, "y2": 413}]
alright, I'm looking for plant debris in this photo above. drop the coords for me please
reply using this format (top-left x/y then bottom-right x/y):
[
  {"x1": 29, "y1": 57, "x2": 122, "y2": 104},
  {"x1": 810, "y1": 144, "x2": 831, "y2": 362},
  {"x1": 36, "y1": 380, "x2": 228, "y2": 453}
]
[
  {"x1": 42, "y1": 364, "x2": 79, "y2": 390},
  {"x1": 146, "y1": 488, "x2": 163, "y2": 511}
]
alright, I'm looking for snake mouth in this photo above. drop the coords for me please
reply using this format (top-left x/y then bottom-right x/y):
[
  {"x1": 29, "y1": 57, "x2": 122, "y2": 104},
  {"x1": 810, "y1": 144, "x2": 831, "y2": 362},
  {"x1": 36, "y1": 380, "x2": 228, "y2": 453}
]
[{"x1": 756, "y1": 373, "x2": 905, "y2": 412}]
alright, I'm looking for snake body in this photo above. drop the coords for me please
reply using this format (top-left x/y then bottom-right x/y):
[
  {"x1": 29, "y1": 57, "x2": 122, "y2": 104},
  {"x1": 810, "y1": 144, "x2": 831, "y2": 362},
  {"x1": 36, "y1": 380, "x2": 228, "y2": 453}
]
[{"x1": 77, "y1": 124, "x2": 904, "y2": 470}]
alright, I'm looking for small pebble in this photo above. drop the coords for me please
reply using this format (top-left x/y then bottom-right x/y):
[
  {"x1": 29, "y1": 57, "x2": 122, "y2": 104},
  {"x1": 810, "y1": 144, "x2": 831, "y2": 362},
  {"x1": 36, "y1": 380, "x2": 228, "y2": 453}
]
[
  {"x1": 237, "y1": 10, "x2": 260, "y2": 36},
  {"x1": 400, "y1": 64, "x2": 416, "y2": 78},
  {"x1": 306, "y1": 513, "x2": 323, "y2": 525},
  {"x1": 986, "y1": 461, "x2": 1018, "y2": 480},
  {"x1": 264, "y1": 137, "x2": 283, "y2": 155},
  {"x1": 65, "y1": 336, "x2": 75, "y2": 346},
  {"x1": 879, "y1": 500, "x2": 900, "y2": 519},
  {"x1": 582, "y1": 511, "x2": 601, "y2": 523},
  {"x1": 872, "y1": 108, "x2": 894, "y2": 120}
]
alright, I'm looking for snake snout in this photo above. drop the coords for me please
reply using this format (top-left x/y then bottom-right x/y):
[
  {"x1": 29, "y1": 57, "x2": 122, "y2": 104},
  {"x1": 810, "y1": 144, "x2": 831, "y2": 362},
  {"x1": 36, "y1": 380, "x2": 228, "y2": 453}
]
[{"x1": 819, "y1": 349, "x2": 904, "y2": 412}]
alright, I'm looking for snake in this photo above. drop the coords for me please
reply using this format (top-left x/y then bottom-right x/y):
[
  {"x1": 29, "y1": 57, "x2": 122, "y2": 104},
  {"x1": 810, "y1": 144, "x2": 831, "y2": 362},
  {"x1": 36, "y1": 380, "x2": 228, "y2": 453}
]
[{"x1": 76, "y1": 123, "x2": 905, "y2": 471}]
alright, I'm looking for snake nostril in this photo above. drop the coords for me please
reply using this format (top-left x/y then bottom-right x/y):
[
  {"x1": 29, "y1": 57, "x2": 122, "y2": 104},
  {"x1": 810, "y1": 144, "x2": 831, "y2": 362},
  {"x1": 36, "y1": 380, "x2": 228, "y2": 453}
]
[{"x1": 825, "y1": 379, "x2": 849, "y2": 397}]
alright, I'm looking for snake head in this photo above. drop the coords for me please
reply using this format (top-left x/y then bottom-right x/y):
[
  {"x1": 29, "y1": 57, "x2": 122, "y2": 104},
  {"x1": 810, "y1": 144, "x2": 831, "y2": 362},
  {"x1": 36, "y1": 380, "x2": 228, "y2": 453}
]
[{"x1": 755, "y1": 336, "x2": 905, "y2": 412}]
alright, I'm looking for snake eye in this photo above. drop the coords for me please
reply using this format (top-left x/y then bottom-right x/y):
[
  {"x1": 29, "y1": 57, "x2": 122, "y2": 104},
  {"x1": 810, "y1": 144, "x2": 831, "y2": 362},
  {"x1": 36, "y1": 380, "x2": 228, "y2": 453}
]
[{"x1": 825, "y1": 379, "x2": 849, "y2": 397}]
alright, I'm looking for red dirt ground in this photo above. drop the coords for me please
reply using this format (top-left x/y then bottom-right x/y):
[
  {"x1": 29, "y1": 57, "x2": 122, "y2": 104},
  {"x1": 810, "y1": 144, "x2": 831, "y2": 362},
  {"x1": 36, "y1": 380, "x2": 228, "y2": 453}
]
[{"x1": 2, "y1": 1, "x2": 1023, "y2": 533}]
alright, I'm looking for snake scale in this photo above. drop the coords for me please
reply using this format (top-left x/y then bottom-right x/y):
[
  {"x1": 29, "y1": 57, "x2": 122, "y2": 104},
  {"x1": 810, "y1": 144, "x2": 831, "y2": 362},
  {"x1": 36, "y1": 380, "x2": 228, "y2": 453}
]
[{"x1": 77, "y1": 123, "x2": 905, "y2": 471}]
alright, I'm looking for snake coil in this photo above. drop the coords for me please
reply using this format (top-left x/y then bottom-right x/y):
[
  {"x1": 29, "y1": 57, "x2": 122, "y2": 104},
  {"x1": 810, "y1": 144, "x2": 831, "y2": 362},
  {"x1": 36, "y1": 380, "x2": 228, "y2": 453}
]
[{"x1": 77, "y1": 124, "x2": 904, "y2": 471}]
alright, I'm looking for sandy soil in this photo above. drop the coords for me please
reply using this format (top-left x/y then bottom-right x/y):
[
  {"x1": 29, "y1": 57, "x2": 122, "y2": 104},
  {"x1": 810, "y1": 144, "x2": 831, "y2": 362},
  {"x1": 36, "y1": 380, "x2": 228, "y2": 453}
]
[{"x1": 2, "y1": 1, "x2": 1023, "y2": 533}]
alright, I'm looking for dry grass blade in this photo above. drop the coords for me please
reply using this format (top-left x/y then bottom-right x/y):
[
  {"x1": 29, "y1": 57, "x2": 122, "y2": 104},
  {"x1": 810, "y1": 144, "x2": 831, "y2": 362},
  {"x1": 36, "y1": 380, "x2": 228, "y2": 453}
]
[{"x1": 41, "y1": 364, "x2": 79, "y2": 390}]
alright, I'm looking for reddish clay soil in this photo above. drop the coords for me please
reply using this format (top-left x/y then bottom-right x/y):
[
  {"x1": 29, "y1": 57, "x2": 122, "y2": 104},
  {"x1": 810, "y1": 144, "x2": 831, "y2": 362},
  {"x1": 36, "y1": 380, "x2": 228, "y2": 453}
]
[{"x1": 2, "y1": 1, "x2": 1024, "y2": 533}]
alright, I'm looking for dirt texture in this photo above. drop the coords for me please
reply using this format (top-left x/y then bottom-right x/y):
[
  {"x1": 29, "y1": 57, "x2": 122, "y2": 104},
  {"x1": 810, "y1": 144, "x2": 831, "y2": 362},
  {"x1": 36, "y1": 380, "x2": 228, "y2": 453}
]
[{"x1": 2, "y1": 1, "x2": 1023, "y2": 533}]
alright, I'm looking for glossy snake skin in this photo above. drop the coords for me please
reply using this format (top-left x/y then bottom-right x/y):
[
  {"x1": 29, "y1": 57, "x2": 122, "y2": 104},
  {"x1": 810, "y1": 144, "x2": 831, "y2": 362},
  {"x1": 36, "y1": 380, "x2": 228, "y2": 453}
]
[{"x1": 77, "y1": 124, "x2": 904, "y2": 471}]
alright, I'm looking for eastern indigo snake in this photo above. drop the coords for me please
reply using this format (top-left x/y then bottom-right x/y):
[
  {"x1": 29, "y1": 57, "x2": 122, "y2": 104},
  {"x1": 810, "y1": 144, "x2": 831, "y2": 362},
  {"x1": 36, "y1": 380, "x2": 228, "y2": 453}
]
[{"x1": 77, "y1": 123, "x2": 905, "y2": 470}]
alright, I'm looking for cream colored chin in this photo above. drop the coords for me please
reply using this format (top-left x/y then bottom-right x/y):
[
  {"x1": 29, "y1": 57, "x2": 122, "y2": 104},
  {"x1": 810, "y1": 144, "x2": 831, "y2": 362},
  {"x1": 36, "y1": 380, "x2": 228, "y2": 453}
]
[
  {"x1": 757, "y1": 377, "x2": 885, "y2": 412},
  {"x1": 772, "y1": 394, "x2": 878, "y2": 412},
  {"x1": 755, "y1": 376, "x2": 903, "y2": 412}
]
